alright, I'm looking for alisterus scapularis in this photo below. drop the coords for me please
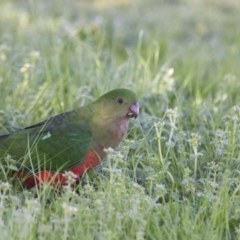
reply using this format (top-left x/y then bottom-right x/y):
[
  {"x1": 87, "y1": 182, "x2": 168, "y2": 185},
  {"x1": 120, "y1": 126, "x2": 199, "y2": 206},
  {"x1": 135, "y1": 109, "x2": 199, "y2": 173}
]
[{"x1": 0, "y1": 88, "x2": 139, "y2": 188}]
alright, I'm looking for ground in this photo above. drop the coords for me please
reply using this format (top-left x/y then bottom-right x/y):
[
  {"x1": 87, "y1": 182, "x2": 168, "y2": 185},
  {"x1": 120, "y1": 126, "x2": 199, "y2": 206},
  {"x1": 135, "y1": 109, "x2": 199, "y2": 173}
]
[{"x1": 0, "y1": 0, "x2": 240, "y2": 239}]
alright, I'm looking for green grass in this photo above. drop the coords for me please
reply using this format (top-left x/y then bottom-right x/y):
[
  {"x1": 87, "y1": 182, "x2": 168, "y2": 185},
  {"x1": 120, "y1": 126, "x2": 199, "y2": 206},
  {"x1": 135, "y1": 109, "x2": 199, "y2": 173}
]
[{"x1": 1, "y1": 0, "x2": 240, "y2": 239}]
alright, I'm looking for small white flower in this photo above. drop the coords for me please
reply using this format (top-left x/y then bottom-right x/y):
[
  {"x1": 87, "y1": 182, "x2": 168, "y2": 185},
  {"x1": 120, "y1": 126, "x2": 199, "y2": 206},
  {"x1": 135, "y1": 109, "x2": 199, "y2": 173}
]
[
  {"x1": 104, "y1": 147, "x2": 114, "y2": 155},
  {"x1": 62, "y1": 202, "x2": 78, "y2": 216},
  {"x1": 0, "y1": 182, "x2": 11, "y2": 191},
  {"x1": 20, "y1": 63, "x2": 31, "y2": 73},
  {"x1": 29, "y1": 51, "x2": 40, "y2": 60},
  {"x1": 25, "y1": 199, "x2": 40, "y2": 212},
  {"x1": 62, "y1": 171, "x2": 78, "y2": 185},
  {"x1": 154, "y1": 121, "x2": 165, "y2": 130},
  {"x1": 187, "y1": 133, "x2": 201, "y2": 147}
]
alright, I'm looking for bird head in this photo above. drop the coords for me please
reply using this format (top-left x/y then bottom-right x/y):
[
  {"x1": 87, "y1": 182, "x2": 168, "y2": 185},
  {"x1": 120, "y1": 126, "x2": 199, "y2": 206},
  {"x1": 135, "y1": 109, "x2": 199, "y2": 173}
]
[{"x1": 94, "y1": 88, "x2": 139, "y2": 121}]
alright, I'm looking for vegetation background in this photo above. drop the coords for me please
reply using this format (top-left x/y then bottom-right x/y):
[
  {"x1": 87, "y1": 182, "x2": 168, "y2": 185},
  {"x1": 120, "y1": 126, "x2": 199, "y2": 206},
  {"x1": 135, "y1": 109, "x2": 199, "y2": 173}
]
[{"x1": 0, "y1": 0, "x2": 240, "y2": 239}]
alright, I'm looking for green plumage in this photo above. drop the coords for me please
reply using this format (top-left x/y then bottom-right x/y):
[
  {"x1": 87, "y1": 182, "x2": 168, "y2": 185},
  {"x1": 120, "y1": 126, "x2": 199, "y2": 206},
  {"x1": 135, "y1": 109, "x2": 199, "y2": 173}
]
[
  {"x1": 0, "y1": 107, "x2": 92, "y2": 171},
  {"x1": 0, "y1": 88, "x2": 139, "y2": 174}
]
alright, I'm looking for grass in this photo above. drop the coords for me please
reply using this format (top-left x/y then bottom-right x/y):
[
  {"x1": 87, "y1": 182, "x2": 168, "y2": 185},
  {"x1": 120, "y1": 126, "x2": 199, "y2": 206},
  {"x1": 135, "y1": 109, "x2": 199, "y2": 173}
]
[{"x1": 1, "y1": 0, "x2": 240, "y2": 239}]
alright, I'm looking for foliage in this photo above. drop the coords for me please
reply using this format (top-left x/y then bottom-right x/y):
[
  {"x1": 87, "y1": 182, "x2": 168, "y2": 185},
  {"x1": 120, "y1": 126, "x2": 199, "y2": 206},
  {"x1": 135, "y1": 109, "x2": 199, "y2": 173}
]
[{"x1": 1, "y1": 0, "x2": 240, "y2": 239}]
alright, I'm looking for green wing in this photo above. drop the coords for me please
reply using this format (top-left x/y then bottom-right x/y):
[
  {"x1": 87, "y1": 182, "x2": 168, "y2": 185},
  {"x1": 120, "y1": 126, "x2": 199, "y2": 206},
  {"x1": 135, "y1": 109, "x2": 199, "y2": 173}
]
[{"x1": 0, "y1": 110, "x2": 92, "y2": 172}]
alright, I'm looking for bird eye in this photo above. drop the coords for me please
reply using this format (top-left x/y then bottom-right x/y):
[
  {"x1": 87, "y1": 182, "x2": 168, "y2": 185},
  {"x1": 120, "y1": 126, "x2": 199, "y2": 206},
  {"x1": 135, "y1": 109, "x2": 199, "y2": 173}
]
[{"x1": 116, "y1": 97, "x2": 124, "y2": 104}]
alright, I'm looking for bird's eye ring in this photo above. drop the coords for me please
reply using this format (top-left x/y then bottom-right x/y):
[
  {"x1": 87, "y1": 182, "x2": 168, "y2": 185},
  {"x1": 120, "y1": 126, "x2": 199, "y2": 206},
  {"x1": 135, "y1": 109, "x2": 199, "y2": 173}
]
[{"x1": 117, "y1": 97, "x2": 124, "y2": 104}]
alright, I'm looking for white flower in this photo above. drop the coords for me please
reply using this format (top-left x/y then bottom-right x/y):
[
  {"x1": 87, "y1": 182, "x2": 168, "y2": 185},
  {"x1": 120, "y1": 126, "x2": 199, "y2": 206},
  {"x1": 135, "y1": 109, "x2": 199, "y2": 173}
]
[
  {"x1": 20, "y1": 63, "x2": 31, "y2": 73},
  {"x1": 62, "y1": 202, "x2": 78, "y2": 216},
  {"x1": 104, "y1": 147, "x2": 114, "y2": 155}
]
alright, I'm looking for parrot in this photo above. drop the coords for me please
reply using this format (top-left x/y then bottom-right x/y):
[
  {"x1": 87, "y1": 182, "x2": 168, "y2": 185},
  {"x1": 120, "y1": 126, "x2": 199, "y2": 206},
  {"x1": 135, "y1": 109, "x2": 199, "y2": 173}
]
[{"x1": 0, "y1": 88, "x2": 139, "y2": 188}]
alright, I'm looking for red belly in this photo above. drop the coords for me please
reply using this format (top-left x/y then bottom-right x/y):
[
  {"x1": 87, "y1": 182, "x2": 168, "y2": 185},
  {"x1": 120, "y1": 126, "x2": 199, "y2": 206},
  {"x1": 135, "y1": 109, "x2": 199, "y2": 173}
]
[{"x1": 16, "y1": 150, "x2": 101, "y2": 188}]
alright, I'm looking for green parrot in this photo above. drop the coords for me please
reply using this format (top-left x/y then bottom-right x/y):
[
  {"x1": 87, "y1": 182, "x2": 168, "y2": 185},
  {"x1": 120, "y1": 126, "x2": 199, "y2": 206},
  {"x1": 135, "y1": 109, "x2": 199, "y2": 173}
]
[{"x1": 0, "y1": 88, "x2": 139, "y2": 188}]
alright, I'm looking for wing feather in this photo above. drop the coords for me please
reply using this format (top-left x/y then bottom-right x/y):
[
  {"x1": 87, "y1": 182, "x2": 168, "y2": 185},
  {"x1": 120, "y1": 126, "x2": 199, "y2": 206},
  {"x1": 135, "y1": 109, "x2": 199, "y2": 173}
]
[{"x1": 0, "y1": 109, "x2": 92, "y2": 172}]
